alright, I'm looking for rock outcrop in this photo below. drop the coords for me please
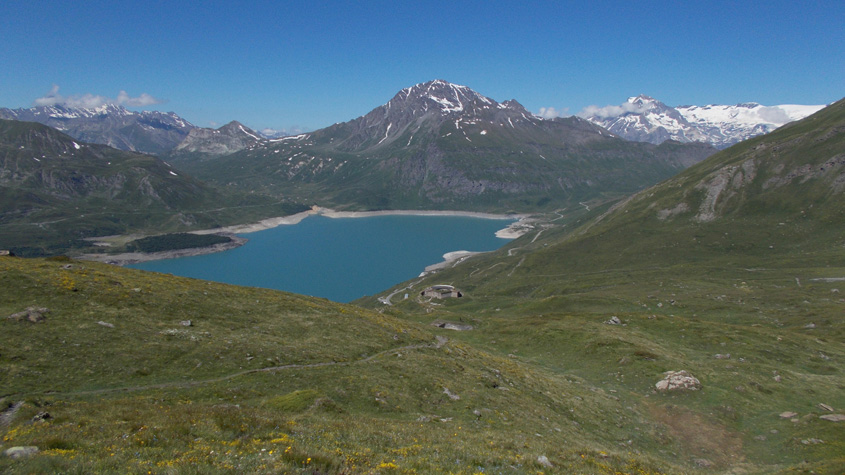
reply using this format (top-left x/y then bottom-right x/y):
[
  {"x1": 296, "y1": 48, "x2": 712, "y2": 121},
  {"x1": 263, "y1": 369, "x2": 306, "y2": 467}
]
[{"x1": 655, "y1": 370, "x2": 701, "y2": 392}]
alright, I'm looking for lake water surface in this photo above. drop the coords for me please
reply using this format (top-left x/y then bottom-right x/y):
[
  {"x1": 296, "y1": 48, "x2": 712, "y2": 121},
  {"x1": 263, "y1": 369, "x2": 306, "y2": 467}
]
[{"x1": 128, "y1": 215, "x2": 515, "y2": 302}]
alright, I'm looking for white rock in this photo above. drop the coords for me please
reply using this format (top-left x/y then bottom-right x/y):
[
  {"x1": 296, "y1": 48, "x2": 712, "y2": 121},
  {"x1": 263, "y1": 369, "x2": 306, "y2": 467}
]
[
  {"x1": 655, "y1": 370, "x2": 701, "y2": 392},
  {"x1": 537, "y1": 455, "x2": 553, "y2": 468}
]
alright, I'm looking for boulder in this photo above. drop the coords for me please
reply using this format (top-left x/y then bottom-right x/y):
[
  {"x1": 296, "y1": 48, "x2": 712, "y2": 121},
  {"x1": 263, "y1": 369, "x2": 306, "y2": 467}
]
[
  {"x1": 3, "y1": 446, "x2": 39, "y2": 459},
  {"x1": 819, "y1": 414, "x2": 845, "y2": 422},
  {"x1": 604, "y1": 316, "x2": 622, "y2": 325},
  {"x1": 7, "y1": 307, "x2": 48, "y2": 323},
  {"x1": 655, "y1": 370, "x2": 701, "y2": 392},
  {"x1": 537, "y1": 455, "x2": 554, "y2": 468}
]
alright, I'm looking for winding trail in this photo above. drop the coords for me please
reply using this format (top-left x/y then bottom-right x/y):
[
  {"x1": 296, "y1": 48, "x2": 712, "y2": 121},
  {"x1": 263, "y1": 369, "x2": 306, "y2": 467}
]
[
  {"x1": 18, "y1": 338, "x2": 449, "y2": 399},
  {"x1": 0, "y1": 401, "x2": 24, "y2": 433},
  {"x1": 379, "y1": 277, "x2": 426, "y2": 305}
]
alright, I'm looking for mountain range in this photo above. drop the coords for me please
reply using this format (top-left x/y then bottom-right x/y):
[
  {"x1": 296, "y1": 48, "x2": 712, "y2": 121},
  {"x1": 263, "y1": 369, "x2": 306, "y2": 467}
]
[
  {"x1": 1, "y1": 88, "x2": 824, "y2": 159},
  {"x1": 170, "y1": 80, "x2": 715, "y2": 211},
  {"x1": 583, "y1": 95, "x2": 825, "y2": 149},
  {"x1": 0, "y1": 104, "x2": 196, "y2": 155}
]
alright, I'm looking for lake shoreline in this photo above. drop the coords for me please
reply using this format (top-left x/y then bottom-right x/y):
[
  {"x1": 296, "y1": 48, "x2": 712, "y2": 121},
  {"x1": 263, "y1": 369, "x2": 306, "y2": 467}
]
[{"x1": 79, "y1": 207, "x2": 532, "y2": 266}]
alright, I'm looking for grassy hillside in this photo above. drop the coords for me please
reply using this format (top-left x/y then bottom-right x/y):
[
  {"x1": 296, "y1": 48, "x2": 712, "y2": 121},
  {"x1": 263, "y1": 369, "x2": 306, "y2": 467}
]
[{"x1": 3, "y1": 256, "x2": 695, "y2": 474}]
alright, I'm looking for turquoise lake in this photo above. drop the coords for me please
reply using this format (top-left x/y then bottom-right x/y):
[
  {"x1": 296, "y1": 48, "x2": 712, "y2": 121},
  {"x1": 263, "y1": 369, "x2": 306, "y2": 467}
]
[{"x1": 128, "y1": 215, "x2": 515, "y2": 303}]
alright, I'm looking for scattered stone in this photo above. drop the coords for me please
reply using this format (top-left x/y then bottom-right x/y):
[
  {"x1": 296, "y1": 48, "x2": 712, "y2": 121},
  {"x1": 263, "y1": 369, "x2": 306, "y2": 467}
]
[
  {"x1": 655, "y1": 370, "x2": 701, "y2": 392},
  {"x1": 801, "y1": 438, "x2": 824, "y2": 445},
  {"x1": 714, "y1": 353, "x2": 731, "y2": 359},
  {"x1": 7, "y1": 307, "x2": 48, "y2": 323},
  {"x1": 431, "y1": 320, "x2": 473, "y2": 331},
  {"x1": 537, "y1": 455, "x2": 554, "y2": 468},
  {"x1": 753, "y1": 435, "x2": 767, "y2": 441},
  {"x1": 473, "y1": 409, "x2": 482, "y2": 417},
  {"x1": 3, "y1": 446, "x2": 39, "y2": 459},
  {"x1": 180, "y1": 320, "x2": 193, "y2": 327},
  {"x1": 442, "y1": 388, "x2": 460, "y2": 401},
  {"x1": 695, "y1": 459, "x2": 713, "y2": 468},
  {"x1": 819, "y1": 403, "x2": 834, "y2": 412},
  {"x1": 779, "y1": 411, "x2": 798, "y2": 419},
  {"x1": 804, "y1": 323, "x2": 816, "y2": 329},
  {"x1": 31, "y1": 412, "x2": 50, "y2": 422},
  {"x1": 819, "y1": 414, "x2": 845, "y2": 422},
  {"x1": 61, "y1": 264, "x2": 74, "y2": 269},
  {"x1": 604, "y1": 316, "x2": 622, "y2": 325},
  {"x1": 97, "y1": 321, "x2": 115, "y2": 328},
  {"x1": 773, "y1": 375, "x2": 782, "y2": 382}
]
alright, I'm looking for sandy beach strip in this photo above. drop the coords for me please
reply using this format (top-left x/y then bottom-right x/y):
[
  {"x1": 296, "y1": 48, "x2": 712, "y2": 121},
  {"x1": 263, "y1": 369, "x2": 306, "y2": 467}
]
[
  {"x1": 422, "y1": 250, "x2": 482, "y2": 274},
  {"x1": 192, "y1": 206, "x2": 531, "y2": 237}
]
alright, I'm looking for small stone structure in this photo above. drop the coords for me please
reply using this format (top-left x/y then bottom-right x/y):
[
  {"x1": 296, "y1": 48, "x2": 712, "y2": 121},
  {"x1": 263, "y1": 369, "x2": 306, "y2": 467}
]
[{"x1": 421, "y1": 285, "x2": 462, "y2": 299}]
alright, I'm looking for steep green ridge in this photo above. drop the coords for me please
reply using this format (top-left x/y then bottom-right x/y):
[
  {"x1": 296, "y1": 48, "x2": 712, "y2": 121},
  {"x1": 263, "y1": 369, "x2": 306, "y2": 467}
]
[
  {"x1": 357, "y1": 99, "x2": 845, "y2": 472},
  {"x1": 171, "y1": 80, "x2": 715, "y2": 212},
  {"x1": 0, "y1": 119, "x2": 306, "y2": 256}
]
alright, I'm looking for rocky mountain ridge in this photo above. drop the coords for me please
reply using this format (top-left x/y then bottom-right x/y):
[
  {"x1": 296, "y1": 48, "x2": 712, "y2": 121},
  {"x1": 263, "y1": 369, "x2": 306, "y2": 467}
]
[{"x1": 170, "y1": 120, "x2": 265, "y2": 158}]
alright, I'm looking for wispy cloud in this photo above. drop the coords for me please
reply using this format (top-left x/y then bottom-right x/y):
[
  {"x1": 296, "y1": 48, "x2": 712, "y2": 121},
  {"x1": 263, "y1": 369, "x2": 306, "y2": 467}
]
[
  {"x1": 536, "y1": 106, "x2": 569, "y2": 119},
  {"x1": 33, "y1": 85, "x2": 164, "y2": 109}
]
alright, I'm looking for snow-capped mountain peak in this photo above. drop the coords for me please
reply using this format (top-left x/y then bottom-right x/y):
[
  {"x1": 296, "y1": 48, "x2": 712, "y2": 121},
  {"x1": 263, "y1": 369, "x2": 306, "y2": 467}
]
[
  {"x1": 388, "y1": 79, "x2": 499, "y2": 116},
  {"x1": 626, "y1": 94, "x2": 660, "y2": 110},
  {"x1": 582, "y1": 96, "x2": 825, "y2": 148}
]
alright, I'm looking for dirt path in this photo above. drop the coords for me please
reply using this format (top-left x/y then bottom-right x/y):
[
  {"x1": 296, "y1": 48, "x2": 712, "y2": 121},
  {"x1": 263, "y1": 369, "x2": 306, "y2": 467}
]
[
  {"x1": 24, "y1": 338, "x2": 449, "y2": 399},
  {"x1": 0, "y1": 401, "x2": 24, "y2": 432}
]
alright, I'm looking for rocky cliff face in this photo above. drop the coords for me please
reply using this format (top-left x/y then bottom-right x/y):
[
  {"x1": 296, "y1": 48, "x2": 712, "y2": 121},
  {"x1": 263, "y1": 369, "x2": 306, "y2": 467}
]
[{"x1": 171, "y1": 121, "x2": 265, "y2": 157}]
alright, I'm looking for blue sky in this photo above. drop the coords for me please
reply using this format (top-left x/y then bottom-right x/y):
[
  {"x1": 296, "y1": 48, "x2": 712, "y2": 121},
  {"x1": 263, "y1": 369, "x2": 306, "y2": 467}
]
[{"x1": 2, "y1": 0, "x2": 842, "y2": 133}]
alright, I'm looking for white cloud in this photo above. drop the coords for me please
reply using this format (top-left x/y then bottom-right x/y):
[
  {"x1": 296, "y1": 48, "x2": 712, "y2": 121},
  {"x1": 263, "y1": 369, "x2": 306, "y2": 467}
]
[
  {"x1": 577, "y1": 101, "x2": 645, "y2": 119},
  {"x1": 756, "y1": 106, "x2": 791, "y2": 125},
  {"x1": 536, "y1": 106, "x2": 569, "y2": 119},
  {"x1": 259, "y1": 126, "x2": 307, "y2": 138},
  {"x1": 116, "y1": 90, "x2": 162, "y2": 107},
  {"x1": 33, "y1": 85, "x2": 164, "y2": 109}
]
